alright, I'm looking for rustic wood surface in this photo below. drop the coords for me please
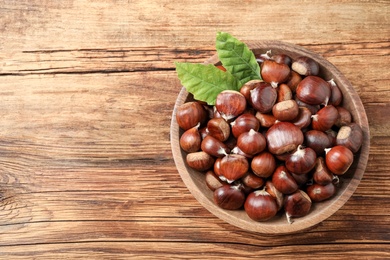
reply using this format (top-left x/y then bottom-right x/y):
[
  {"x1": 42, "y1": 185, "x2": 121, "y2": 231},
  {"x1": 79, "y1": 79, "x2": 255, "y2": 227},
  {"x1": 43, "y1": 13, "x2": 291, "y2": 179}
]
[{"x1": 0, "y1": 0, "x2": 389, "y2": 259}]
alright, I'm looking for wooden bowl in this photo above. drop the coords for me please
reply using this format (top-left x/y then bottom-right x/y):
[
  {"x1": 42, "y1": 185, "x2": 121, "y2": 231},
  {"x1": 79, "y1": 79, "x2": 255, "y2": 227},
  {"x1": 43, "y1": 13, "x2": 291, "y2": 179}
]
[{"x1": 170, "y1": 41, "x2": 370, "y2": 234}]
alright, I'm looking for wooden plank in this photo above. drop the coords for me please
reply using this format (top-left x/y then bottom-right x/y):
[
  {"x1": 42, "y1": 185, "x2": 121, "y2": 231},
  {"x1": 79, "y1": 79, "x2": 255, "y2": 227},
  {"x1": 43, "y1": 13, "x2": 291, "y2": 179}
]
[{"x1": 0, "y1": 0, "x2": 389, "y2": 258}]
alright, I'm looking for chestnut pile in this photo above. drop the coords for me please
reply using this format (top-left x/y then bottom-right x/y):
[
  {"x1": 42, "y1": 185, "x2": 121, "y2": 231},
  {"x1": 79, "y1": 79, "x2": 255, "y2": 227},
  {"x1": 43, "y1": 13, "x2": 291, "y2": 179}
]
[{"x1": 176, "y1": 52, "x2": 363, "y2": 224}]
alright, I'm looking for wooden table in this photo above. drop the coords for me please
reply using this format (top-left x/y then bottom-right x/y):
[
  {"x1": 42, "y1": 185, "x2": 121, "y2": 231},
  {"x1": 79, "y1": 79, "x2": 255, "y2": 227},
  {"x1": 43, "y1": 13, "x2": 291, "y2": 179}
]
[{"x1": 0, "y1": 1, "x2": 389, "y2": 259}]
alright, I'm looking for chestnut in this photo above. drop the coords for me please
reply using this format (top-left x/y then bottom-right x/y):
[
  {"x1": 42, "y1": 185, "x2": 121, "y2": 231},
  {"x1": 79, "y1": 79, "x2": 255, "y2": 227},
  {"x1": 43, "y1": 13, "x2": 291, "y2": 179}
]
[
  {"x1": 291, "y1": 172, "x2": 311, "y2": 188},
  {"x1": 240, "y1": 80, "x2": 262, "y2": 102},
  {"x1": 295, "y1": 96, "x2": 320, "y2": 115},
  {"x1": 213, "y1": 157, "x2": 223, "y2": 177},
  {"x1": 306, "y1": 182, "x2": 336, "y2": 202},
  {"x1": 266, "y1": 122, "x2": 304, "y2": 155},
  {"x1": 311, "y1": 105, "x2": 339, "y2": 132},
  {"x1": 237, "y1": 129, "x2": 266, "y2": 156},
  {"x1": 199, "y1": 126, "x2": 209, "y2": 139},
  {"x1": 231, "y1": 146, "x2": 254, "y2": 159},
  {"x1": 272, "y1": 165, "x2": 299, "y2": 195},
  {"x1": 326, "y1": 129, "x2": 338, "y2": 146},
  {"x1": 242, "y1": 172, "x2": 265, "y2": 190},
  {"x1": 325, "y1": 145, "x2": 354, "y2": 175},
  {"x1": 201, "y1": 135, "x2": 230, "y2": 157},
  {"x1": 244, "y1": 189, "x2": 278, "y2": 221},
  {"x1": 179, "y1": 123, "x2": 201, "y2": 153},
  {"x1": 276, "y1": 83, "x2": 293, "y2": 102},
  {"x1": 265, "y1": 181, "x2": 284, "y2": 210},
  {"x1": 223, "y1": 134, "x2": 238, "y2": 150},
  {"x1": 251, "y1": 151, "x2": 276, "y2": 178},
  {"x1": 285, "y1": 145, "x2": 317, "y2": 175},
  {"x1": 231, "y1": 113, "x2": 260, "y2": 138},
  {"x1": 205, "y1": 170, "x2": 225, "y2": 191},
  {"x1": 291, "y1": 107, "x2": 312, "y2": 129},
  {"x1": 220, "y1": 154, "x2": 249, "y2": 183},
  {"x1": 328, "y1": 79, "x2": 343, "y2": 106},
  {"x1": 272, "y1": 54, "x2": 292, "y2": 67},
  {"x1": 215, "y1": 90, "x2": 247, "y2": 121},
  {"x1": 312, "y1": 157, "x2": 334, "y2": 185},
  {"x1": 260, "y1": 60, "x2": 291, "y2": 88},
  {"x1": 272, "y1": 99, "x2": 299, "y2": 122},
  {"x1": 296, "y1": 76, "x2": 331, "y2": 106},
  {"x1": 176, "y1": 101, "x2": 207, "y2": 130},
  {"x1": 291, "y1": 56, "x2": 319, "y2": 76},
  {"x1": 336, "y1": 123, "x2": 363, "y2": 153},
  {"x1": 207, "y1": 118, "x2": 230, "y2": 142},
  {"x1": 285, "y1": 70, "x2": 302, "y2": 92},
  {"x1": 186, "y1": 151, "x2": 214, "y2": 172},
  {"x1": 255, "y1": 112, "x2": 276, "y2": 128},
  {"x1": 335, "y1": 106, "x2": 352, "y2": 127},
  {"x1": 250, "y1": 82, "x2": 277, "y2": 113},
  {"x1": 304, "y1": 130, "x2": 333, "y2": 156},
  {"x1": 284, "y1": 190, "x2": 312, "y2": 224},
  {"x1": 214, "y1": 184, "x2": 245, "y2": 210}
]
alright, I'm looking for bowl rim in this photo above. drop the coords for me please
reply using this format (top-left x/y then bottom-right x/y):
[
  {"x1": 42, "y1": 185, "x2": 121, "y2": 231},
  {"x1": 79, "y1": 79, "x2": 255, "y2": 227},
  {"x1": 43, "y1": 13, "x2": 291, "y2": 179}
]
[{"x1": 170, "y1": 40, "x2": 370, "y2": 234}]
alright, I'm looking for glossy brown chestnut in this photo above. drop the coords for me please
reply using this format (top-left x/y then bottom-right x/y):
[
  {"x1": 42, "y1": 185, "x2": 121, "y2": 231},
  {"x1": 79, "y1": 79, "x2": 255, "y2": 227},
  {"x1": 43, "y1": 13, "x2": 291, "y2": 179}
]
[
  {"x1": 296, "y1": 76, "x2": 331, "y2": 106},
  {"x1": 272, "y1": 165, "x2": 299, "y2": 195},
  {"x1": 199, "y1": 126, "x2": 209, "y2": 139},
  {"x1": 231, "y1": 146, "x2": 254, "y2": 159},
  {"x1": 237, "y1": 129, "x2": 266, "y2": 156},
  {"x1": 220, "y1": 154, "x2": 249, "y2": 183},
  {"x1": 240, "y1": 80, "x2": 263, "y2": 102},
  {"x1": 276, "y1": 83, "x2": 293, "y2": 102},
  {"x1": 231, "y1": 113, "x2": 260, "y2": 138},
  {"x1": 244, "y1": 189, "x2": 278, "y2": 221},
  {"x1": 285, "y1": 71, "x2": 302, "y2": 92},
  {"x1": 214, "y1": 184, "x2": 245, "y2": 210},
  {"x1": 176, "y1": 101, "x2": 207, "y2": 130},
  {"x1": 207, "y1": 118, "x2": 230, "y2": 142},
  {"x1": 272, "y1": 53, "x2": 292, "y2": 67},
  {"x1": 255, "y1": 112, "x2": 276, "y2": 128},
  {"x1": 213, "y1": 157, "x2": 223, "y2": 177},
  {"x1": 179, "y1": 123, "x2": 201, "y2": 153},
  {"x1": 186, "y1": 151, "x2": 215, "y2": 172},
  {"x1": 336, "y1": 123, "x2": 363, "y2": 153},
  {"x1": 251, "y1": 151, "x2": 276, "y2": 178},
  {"x1": 223, "y1": 135, "x2": 238, "y2": 150},
  {"x1": 285, "y1": 145, "x2": 317, "y2": 175},
  {"x1": 266, "y1": 122, "x2": 304, "y2": 155},
  {"x1": 291, "y1": 172, "x2": 311, "y2": 188},
  {"x1": 291, "y1": 56, "x2": 319, "y2": 76},
  {"x1": 304, "y1": 130, "x2": 333, "y2": 156},
  {"x1": 272, "y1": 99, "x2": 299, "y2": 122},
  {"x1": 335, "y1": 106, "x2": 352, "y2": 127},
  {"x1": 291, "y1": 107, "x2": 312, "y2": 129},
  {"x1": 311, "y1": 105, "x2": 339, "y2": 132},
  {"x1": 201, "y1": 135, "x2": 230, "y2": 157},
  {"x1": 265, "y1": 180, "x2": 284, "y2": 210},
  {"x1": 326, "y1": 129, "x2": 338, "y2": 147},
  {"x1": 306, "y1": 182, "x2": 336, "y2": 202},
  {"x1": 312, "y1": 157, "x2": 334, "y2": 185},
  {"x1": 294, "y1": 96, "x2": 320, "y2": 115},
  {"x1": 328, "y1": 79, "x2": 343, "y2": 106},
  {"x1": 284, "y1": 190, "x2": 312, "y2": 224},
  {"x1": 250, "y1": 82, "x2": 278, "y2": 113},
  {"x1": 215, "y1": 90, "x2": 247, "y2": 121},
  {"x1": 260, "y1": 60, "x2": 291, "y2": 87},
  {"x1": 325, "y1": 145, "x2": 354, "y2": 175},
  {"x1": 242, "y1": 172, "x2": 265, "y2": 190},
  {"x1": 205, "y1": 170, "x2": 225, "y2": 191}
]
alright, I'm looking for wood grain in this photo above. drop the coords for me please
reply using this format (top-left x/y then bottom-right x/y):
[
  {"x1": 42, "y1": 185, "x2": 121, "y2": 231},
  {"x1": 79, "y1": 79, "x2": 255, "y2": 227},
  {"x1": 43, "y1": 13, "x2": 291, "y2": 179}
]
[{"x1": 0, "y1": 0, "x2": 389, "y2": 258}]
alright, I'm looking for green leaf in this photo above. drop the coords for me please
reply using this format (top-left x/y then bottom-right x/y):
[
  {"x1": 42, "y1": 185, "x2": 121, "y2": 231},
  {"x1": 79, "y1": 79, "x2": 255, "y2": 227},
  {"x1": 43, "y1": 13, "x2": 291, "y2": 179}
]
[
  {"x1": 216, "y1": 32, "x2": 262, "y2": 85},
  {"x1": 175, "y1": 62, "x2": 240, "y2": 105}
]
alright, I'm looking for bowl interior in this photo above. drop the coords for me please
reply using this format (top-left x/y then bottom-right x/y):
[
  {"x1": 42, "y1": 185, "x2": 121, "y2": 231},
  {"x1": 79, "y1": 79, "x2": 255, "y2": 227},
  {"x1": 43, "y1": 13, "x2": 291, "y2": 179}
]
[{"x1": 170, "y1": 41, "x2": 370, "y2": 234}]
